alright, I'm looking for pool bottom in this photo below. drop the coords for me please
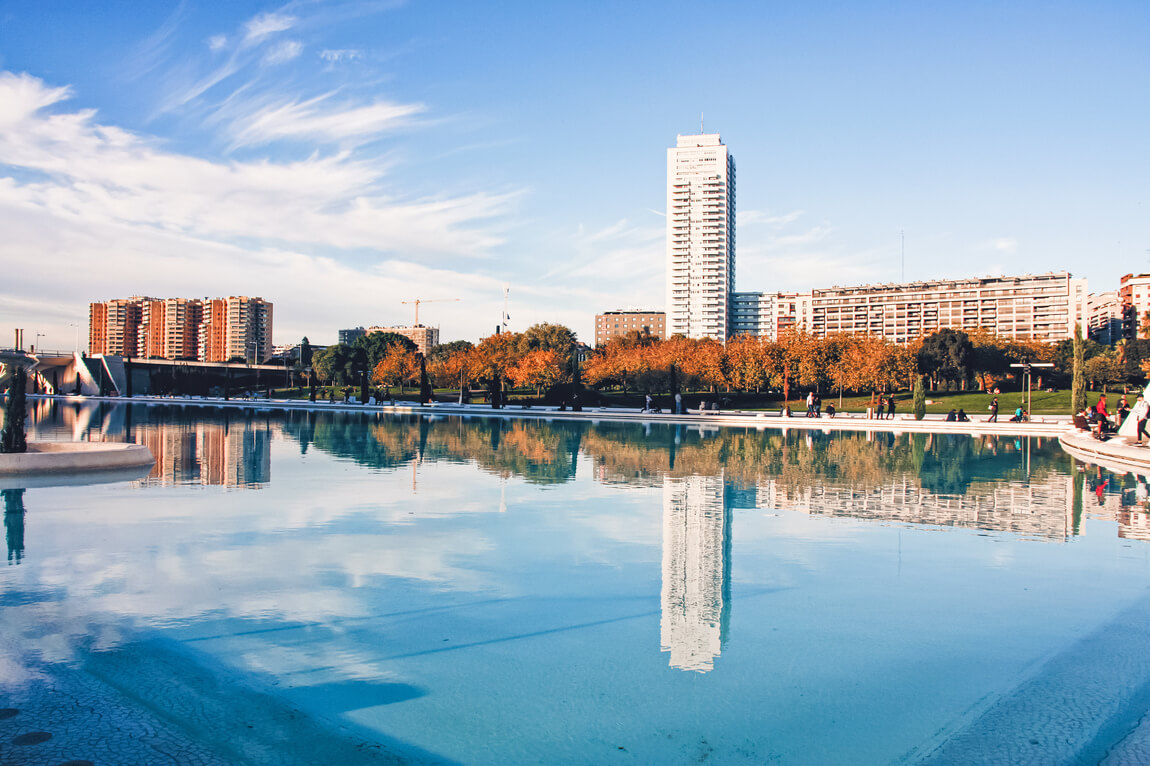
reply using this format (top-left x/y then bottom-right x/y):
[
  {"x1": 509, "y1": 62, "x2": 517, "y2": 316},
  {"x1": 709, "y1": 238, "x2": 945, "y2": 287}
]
[{"x1": 0, "y1": 632, "x2": 439, "y2": 766}]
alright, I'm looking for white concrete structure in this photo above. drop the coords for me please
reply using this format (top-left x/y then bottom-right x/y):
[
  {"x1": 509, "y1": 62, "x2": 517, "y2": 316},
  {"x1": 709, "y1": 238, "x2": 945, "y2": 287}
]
[{"x1": 666, "y1": 134, "x2": 736, "y2": 341}]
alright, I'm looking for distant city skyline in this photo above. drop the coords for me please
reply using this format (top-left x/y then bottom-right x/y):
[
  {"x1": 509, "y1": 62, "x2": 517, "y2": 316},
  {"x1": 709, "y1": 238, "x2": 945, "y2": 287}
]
[{"x1": 0, "y1": 1, "x2": 1147, "y2": 348}]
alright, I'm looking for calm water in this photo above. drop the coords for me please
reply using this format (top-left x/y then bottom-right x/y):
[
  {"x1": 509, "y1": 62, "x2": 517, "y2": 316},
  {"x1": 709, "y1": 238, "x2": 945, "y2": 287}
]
[{"x1": 3, "y1": 400, "x2": 1150, "y2": 764}]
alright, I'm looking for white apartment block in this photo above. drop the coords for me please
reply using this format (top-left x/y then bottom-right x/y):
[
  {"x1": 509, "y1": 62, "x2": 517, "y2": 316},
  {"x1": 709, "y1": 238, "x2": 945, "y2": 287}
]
[
  {"x1": 730, "y1": 273, "x2": 1087, "y2": 344},
  {"x1": 1088, "y1": 291, "x2": 1124, "y2": 345},
  {"x1": 666, "y1": 134, "x2": 736, "y2": 341},
  {"x1": 1120, "y1": 273, "x2": 1150, "y2": 339}
]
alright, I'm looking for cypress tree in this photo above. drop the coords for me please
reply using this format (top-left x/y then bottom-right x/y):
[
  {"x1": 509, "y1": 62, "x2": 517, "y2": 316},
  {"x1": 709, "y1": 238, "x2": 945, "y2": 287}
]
[
  {"x1": 913, "y1": 374, "x2": 926, "y2": 420},
  {"x1": 1, "y1": 367, "x2": 28, "y2": 454},
  {"x1": 1072, "y1": 323, "x2": 1087, "y2": 413}
]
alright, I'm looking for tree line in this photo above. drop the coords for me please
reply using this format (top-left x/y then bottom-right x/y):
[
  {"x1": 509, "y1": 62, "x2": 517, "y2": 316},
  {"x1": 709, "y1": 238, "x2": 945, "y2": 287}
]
[{"x1": 305, "y1": 322, "x2": 1150, "y2": 403}]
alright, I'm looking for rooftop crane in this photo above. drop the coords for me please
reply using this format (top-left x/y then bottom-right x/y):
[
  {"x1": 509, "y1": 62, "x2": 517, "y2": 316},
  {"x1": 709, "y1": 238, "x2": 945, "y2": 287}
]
[{"x1": 401, "y1": 297, "x2": 459, "y2": 326}]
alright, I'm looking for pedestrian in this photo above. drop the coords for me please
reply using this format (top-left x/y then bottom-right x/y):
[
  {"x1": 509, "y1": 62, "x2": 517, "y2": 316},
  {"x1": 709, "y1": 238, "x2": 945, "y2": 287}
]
[
  {"x1": 806, "y1": 391, "x2": 815, "y2": 417},
  {"x1": 988, "y1": 396, "x2": 998, "y2": 422},
  {"x1": 644, "y1": 393, "x2": 652, "y2": 413},
  {"x1": 814, "y1": 394, "x2": 822, "y2": 417},
  {"x1": 675, "y1": 392, "x2": 682, "y2": 415},
  {"x1": 887, "y1": 395, "x2": 895, "y2": 420},
  {"x1": 1117, "y1": 395, "x2": 1131, "y2": 427},
  {"x1": 1132, "y1": 395, "x2": 1149, "y2": 446}
]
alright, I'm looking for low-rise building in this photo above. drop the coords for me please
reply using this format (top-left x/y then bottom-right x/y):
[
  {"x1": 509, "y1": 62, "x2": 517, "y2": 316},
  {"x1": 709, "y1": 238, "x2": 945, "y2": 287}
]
[
  {"x1": 595, "y1": 310, "x2": 666, "y2": 347},
  {"x1": 366, "y1": 325, "x2": 440, "y2": 356},
  {"x1": 729, "y1": 272, "x2": 1086, "y2": 344}
]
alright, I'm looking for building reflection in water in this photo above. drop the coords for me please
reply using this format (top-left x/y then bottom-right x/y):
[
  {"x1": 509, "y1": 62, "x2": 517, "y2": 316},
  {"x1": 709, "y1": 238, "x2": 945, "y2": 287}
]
[
  {"x1": 133, "y1": 420, "x2": 271, "y2": 488},
  {"x1": 661, "y1": 474, "x2": 732, "y2": 673},
  {"x1": 758, "y1": 473, "x2": 1076, "y2": 541}
]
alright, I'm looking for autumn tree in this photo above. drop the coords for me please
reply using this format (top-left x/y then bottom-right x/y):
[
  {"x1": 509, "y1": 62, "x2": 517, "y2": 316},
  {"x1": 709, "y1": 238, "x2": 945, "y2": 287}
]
[
  {"x1": 509, "y1": 348, "x2": 569, "y2": 395},
  {"x1": 371, "y1": 343, "x2": 421, "y2": 394}
]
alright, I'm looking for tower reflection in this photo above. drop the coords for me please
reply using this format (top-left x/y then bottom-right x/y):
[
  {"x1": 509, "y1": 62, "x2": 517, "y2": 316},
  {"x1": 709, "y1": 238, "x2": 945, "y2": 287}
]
[{"x1": 660, "y1": 474, "x2": 732, "y2": 673}]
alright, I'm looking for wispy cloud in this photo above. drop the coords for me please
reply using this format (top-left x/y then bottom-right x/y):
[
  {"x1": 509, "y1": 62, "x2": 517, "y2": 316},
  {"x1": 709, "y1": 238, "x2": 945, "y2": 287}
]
[
  {"x1": 739, "y1": 209, "x2": 805, "y2": 228},
  {"x1": 263, "y1": 40, "x2": 303, "y2": 66},
  {"x1": 243, "y1": 12, "x2": 297, "y2": 45},
  {"x1": 207, "y1": 35, "x2": 228, "y2": 52},
  {"x1": 225, "y1": 92, "x2": 424, "y2": 148},
  {"x1": 0, "y1": 71, "x2": 518, "y2": 344},
  {"x1": 986, "y1": 237, "x2": 1018, "y2": 254},
  {"x1": 320, "y1": 49, "x2": 362, "y2": 63}
]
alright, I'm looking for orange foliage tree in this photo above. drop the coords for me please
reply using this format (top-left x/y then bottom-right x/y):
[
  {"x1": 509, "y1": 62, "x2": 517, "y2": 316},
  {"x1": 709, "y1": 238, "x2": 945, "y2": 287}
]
[
  {"x1": 509, "y1": 348, "x2": 569, "y2": 395},
  {"x1": 371, "y1": 344, "x2": 420, "y2": 393}
]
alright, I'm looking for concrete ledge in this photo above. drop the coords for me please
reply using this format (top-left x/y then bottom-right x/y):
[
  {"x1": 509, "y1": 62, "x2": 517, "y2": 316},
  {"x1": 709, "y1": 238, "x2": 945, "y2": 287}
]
[
  {"x1": 0, "y1": 441, "x2": 155, "y2": 475},
  {"x1": 1059, "y1": 430, "x2": 1150, "y2": 475}
]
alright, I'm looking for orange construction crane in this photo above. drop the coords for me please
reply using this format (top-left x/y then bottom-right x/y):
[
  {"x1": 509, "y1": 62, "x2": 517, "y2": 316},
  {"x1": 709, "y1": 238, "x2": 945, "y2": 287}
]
[{"x1": 401, "y1": 297, "x2": 459, "y2": 325}]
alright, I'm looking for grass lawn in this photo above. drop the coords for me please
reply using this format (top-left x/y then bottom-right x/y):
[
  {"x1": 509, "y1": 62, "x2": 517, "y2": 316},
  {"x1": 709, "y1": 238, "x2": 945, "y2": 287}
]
[
  {"x1": 808, "y1": 388, "x2": 1130, "y2": 416},
  {"x1": 262, "y1": 384, "x2": 1136, "y2": 416}
]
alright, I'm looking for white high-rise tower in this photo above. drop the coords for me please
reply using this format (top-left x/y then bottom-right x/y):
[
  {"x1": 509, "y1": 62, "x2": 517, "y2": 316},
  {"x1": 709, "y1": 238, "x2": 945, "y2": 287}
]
[{"x1": 666, "y1": 133, "x2": 736, "y2": 340}]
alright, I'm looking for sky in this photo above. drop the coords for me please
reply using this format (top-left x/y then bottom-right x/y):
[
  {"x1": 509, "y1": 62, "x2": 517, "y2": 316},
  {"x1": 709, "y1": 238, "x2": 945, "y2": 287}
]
[{"x1": 0, "y1": 0, "x2": 1147, "y2": 349}]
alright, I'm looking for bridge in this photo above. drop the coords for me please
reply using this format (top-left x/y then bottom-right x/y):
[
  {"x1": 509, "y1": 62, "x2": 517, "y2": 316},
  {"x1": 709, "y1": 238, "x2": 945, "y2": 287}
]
[{"x1": 0, "y1": 351, "x2": 300, "y2": 397}]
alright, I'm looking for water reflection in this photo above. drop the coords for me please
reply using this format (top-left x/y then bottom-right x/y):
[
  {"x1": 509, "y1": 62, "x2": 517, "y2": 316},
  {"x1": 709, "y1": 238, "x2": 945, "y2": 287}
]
[
  {"x1": 3, "y1": 489, "x2": 25, "y2": 565},
  {"x1": 9, "y1": 403, "x2": 1150, "y2": 762},
  {"x1": 661, "y1": 475, "x2": 731, "y2": 672},
  {"x1": 21, "y1": 402, "x2": 1150, "y2": 537}
]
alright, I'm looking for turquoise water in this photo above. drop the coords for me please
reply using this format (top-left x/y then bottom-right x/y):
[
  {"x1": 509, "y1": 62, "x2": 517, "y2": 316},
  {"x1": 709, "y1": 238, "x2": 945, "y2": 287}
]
[{"x1": 3, "y1": 401, "x2": 1150, "y2": 764}]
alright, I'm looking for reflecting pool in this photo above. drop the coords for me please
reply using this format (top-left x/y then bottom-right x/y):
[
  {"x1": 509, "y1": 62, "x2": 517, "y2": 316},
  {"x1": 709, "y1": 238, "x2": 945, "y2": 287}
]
[{"x1": 3, "y1": 401, "x2": 1150, "y2": 764}]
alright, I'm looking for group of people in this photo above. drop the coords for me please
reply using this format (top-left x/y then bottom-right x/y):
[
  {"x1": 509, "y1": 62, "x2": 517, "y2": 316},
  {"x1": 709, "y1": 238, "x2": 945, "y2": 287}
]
[
  {"x1": 871, "y1": 394, "x2": 896, "y2": 419},
  {"x1": 945, "y1": 408, "x2": 971, "y2": 422},
  {"x1": 801, "y1": 392, "x2": 838, "y2": 418},
  {"x1": 1076, "y1": 393, "x2": 1150, "y2": 444}
]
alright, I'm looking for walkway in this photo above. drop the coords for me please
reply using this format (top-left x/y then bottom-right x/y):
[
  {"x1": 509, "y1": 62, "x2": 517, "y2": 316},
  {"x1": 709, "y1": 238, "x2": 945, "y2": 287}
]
[
  {"x1": 27, "y1": 393, "x2": 1073, "y2": 438},
  {"x1": 1059, "y1": 429, "x2": 1150, "y2": 476}
]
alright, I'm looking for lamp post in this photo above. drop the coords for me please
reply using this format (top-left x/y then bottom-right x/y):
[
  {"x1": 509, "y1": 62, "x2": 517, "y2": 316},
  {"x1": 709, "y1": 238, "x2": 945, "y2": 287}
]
[
  {"x1": 34, "y1": 333, "x2": 45, "y2": 353},
  {"x1": 1009, "y1": 361, "x2": 1055, "y2": 419},
  {"x1": 68, "y1": 322, "x2": 79, "y2": 353}
]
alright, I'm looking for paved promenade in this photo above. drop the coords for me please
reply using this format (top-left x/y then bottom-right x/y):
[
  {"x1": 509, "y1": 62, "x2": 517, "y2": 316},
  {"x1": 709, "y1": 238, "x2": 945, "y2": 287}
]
[
  {"x1": 29, "y1": 393, "x2": 1073, "y2": 438},
  {"x1": 1059, "y1": 429, "x2": 1150, "y2": 475}
]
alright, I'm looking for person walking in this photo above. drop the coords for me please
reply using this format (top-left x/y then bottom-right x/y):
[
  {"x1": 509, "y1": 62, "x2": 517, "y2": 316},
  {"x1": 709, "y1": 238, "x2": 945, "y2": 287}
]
[
  {"x1": 674, "y1": 392, "x2": 682, "y2": 415},
  {"x1": 806, "y1": 391, "x2": 815, "y2": 418},
  {"x1": 886, "y1": 394, "x2": 895, "y2": 420},
  {"x1": 988, "y1": 396, "x2": 998, "y2": 422},
  {"x1": 1132, "y1": 394, "x2": 1149, "y2": 446},
  {"x1": 644, "y1": 393, "x2": 653, "y2": 413}
]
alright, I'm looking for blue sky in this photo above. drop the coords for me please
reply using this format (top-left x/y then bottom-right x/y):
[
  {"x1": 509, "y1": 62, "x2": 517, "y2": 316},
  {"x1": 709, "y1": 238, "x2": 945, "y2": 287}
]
[{"x1": 1, "y1": 0, "x2": 1147, "y2": 348}]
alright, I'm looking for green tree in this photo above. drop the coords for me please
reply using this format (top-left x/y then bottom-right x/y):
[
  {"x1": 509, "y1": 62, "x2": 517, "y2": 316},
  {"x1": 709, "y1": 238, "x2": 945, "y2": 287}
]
[
  {"x1": 356, "y1": 332, "x2": 417, "y2": 372},
  {"x1": 917, "y1": 329, "x2": 973, "y2": 389},
  {"x1": 518, "y1": 323, "x2": 577, "y2": 355},
  {"x1": 913, "y1": 374, "x2": 926, "y2": 420},
  {"x1": 427, "y1": 340, "x2": 474, "y2": 363},
  {"x1": 299, "y1": 337, "x2": 313, "y2": 369},
  {"x1": 1, "y1": 367, "x2": 28, "y2": 454},
  {"x1": 1072, "y1": 323, "x2": 1087, "y2": 413}
]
